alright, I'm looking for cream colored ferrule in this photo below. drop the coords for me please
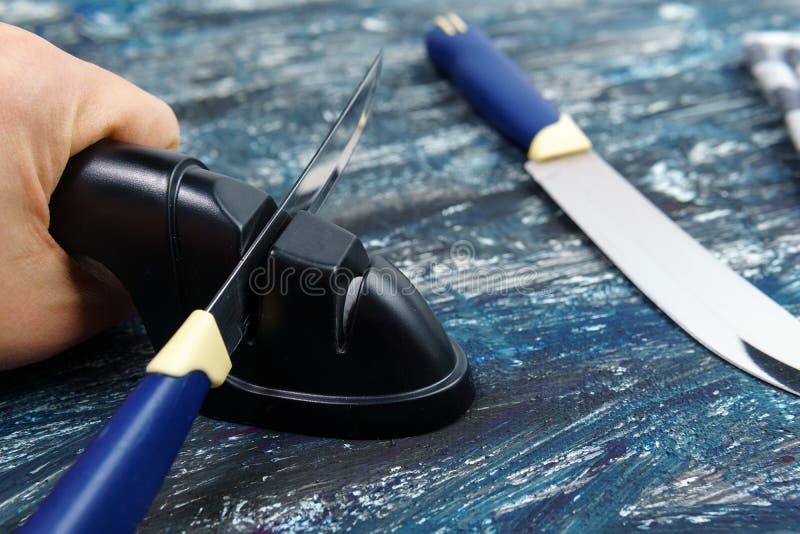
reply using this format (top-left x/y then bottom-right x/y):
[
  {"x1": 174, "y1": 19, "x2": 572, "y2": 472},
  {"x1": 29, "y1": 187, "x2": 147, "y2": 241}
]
[
  {"x1": 146, "y1": 310, "x2": 232, "y2": 388},
  {"x1": 527, "y1": 114, "x2": 592, "y2": 162}
]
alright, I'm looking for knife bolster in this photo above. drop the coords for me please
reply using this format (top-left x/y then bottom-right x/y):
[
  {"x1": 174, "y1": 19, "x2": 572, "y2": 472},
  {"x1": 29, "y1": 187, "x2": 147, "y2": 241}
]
[
  {"x1": 146, "y1": 310, "x2": 231, "y2": 387},
  {"x1": 527, "y1": 114, "x2": 592, "y2": 162}
]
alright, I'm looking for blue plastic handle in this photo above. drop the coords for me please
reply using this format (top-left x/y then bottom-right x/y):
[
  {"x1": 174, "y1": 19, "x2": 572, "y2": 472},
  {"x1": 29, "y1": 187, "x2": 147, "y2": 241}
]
[
  {"x1": 20, "y1": 371, "x2": 210, "y2": 534},
  {"x1": 425, "y1": 20, "x2": 560, "y2": 152}
]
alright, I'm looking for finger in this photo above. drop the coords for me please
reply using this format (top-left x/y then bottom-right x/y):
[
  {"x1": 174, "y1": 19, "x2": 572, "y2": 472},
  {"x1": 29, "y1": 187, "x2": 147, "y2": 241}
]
[
  {"x1": 0, "y1": 24, "x2": 180, "y2": 197},
  {"x1": 69, "y1": 61, "x2": 180, "y2": 156}
]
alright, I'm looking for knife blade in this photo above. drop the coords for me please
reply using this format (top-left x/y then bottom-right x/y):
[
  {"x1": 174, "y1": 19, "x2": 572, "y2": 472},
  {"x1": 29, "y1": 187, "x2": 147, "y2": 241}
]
[
  {"x1": 208, "y1": 51, "x2": 382, "y2": 354},
  {"x1": 425, "y1": 14, "x2": 800, "y2": 396},
  {"x1": 22, "y1": 52, "x2": 382, "y2": 534}
]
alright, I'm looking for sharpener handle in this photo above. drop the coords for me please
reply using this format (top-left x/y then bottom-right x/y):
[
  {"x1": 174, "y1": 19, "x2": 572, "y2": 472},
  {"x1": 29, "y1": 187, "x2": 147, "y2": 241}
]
[
  {"x1": 425, "y1": 14, "x2": 591, "y2": 162},
  {"x1": 21, "y1": 311, "x2": 231, "y2": 534}
]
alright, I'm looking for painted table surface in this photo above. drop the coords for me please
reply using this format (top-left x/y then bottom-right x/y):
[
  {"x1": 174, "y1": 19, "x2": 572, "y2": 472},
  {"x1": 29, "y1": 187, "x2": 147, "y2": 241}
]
[{"x1": 2, "y1": 0, "x2": 800, "y2": 531}]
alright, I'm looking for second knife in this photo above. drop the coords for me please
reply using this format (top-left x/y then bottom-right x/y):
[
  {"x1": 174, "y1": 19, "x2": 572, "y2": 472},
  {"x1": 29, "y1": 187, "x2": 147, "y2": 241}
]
[{"x1": 426, "y1": 13, "x2": 800, "y2": 395}]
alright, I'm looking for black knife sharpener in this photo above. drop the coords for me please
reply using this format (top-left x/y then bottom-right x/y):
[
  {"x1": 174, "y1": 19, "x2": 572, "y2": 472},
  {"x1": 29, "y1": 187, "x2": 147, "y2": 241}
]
[{"x1": 49, "y1": 140, "x2": 473, "y2": 438}]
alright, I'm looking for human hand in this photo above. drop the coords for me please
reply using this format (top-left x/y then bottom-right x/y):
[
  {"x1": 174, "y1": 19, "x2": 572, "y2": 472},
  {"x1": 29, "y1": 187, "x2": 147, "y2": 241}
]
[{"x1": 0, "y1": 23, "x2": 180, "y2": 369}]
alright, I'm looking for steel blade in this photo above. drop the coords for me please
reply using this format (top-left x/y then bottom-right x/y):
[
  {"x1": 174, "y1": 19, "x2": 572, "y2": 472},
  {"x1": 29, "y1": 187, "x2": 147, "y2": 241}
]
[
  {"x1": 526, "y1": 151, "x2": 800, "y2": 395},
  {"x1": 207, "y1": 52, "x2": 382, "y2": 353},
  {"x1": 282, "y1": 52, "x2": 382, "y2": 214}
]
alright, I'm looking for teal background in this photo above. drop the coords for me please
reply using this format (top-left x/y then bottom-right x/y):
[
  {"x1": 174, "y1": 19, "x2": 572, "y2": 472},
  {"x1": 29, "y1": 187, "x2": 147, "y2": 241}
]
[{"x1": 1, "y1": 0, "x2": 800, "y2": 531}]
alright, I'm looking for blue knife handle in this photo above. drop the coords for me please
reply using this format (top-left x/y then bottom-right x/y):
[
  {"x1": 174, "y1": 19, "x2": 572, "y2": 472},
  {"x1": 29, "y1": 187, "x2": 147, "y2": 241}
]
[
  {"x1": 20, "y1": 371, "x2": 210, "y2": 534},
  {"x1": 22, "y1": 308, "x2": 231, "y2": 533},
  {"x1": 425, "y1": 21, "x2": 560, "y2": 151},
  {"x1": 425, "y1": 15, "x2": 591, "y2": 161}
]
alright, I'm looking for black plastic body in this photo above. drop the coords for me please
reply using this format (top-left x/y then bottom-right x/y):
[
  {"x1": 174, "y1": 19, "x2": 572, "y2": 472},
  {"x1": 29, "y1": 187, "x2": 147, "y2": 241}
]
[{"x1": 50, "y1": 140, "x2": 473, "y2": 438}]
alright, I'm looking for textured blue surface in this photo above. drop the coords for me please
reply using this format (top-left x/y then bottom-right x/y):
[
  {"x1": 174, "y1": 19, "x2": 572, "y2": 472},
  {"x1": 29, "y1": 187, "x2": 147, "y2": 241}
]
[{"x1": 1, "y1": 1, "x2": 800, "y2": 532}]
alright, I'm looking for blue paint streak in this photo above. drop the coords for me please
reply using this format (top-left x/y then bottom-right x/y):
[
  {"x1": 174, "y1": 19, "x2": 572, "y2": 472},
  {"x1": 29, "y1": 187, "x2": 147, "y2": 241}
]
[{"x1": 1, "y1": 0, "x2": 800, "y2": 532}]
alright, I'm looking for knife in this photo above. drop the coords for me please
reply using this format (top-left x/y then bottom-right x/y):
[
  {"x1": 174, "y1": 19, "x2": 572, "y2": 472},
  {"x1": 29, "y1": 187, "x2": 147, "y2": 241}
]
[
  {"x1": 21, "y1": 52, "x2": 381, "y2": 534},
  {"x1": 426, "y1": 14, "x2": 800, "y2": 395}
]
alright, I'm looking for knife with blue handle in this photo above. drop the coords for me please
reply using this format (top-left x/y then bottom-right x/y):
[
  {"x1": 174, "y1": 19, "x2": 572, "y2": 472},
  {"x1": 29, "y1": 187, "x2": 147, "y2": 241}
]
[
  {"x1": 20, "y1": 365, "x2": 214, "y2": 533},
  {"x1": 426, "y1": 14, "x2": 800, "y2": 396},
  {"x1": 21, "y1": 53, "x2": 381, "y2": 534}
]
